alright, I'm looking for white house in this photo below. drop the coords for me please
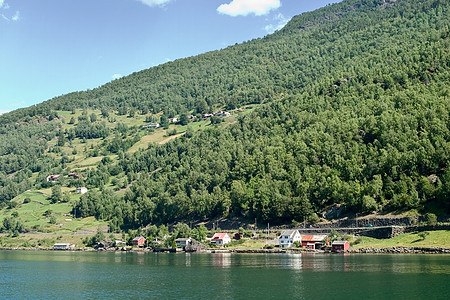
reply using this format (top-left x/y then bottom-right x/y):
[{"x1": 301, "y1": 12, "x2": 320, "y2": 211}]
[
  {"x1": 75, "y1": 187, "x2": 88, "y2": 194},
  {"x1": 46, "y1": 174, "x2": 61, "y2": 182},
  {"x1": 175, "y1": 237, "x2": 192, "y2": 248},
  {"x1": 211, "y1": 233, "x2": 231, "y2": 246},
  {"x1": 279, "y1": 230, "x2": 301, "y2": 248},
  {"x1": 53, "y1": 243, "x2": 73, "y2": 250}
]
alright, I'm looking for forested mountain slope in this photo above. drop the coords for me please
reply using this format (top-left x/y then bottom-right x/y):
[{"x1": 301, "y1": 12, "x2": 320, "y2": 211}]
[{"x1": 0, "y1": 0, "x2": 448, "y2": 231}]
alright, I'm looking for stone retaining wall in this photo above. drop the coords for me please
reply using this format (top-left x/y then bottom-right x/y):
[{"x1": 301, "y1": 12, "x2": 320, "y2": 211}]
[{"x1": 351, "y1": 247, "x2": 450, "y2": 254}]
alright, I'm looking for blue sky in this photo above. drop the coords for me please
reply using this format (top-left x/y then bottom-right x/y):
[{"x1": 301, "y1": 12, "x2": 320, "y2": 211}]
[{"x1": 0, "y1": 0, "x2": 340, "y2": 113}]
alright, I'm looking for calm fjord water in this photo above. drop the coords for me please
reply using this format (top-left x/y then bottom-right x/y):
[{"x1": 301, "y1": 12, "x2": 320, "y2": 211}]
[{"x1": 0, "y1": 251, "x2": 449, "y2": 299}]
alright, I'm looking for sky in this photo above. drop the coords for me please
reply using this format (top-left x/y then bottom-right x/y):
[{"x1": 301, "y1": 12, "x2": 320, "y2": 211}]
[{"x1": 0, "y1": 0, "x2": 341, "y2": 114}]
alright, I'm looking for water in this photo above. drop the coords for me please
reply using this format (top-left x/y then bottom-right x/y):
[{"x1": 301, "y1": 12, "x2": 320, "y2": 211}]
[{"x1": 0, "y1": 251, "x2": 449, "y2": 299}]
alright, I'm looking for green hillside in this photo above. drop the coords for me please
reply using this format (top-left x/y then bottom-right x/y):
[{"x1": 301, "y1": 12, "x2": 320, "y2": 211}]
[{"x1": 0, "y1": 0, "x2": 449, "y2": 234}]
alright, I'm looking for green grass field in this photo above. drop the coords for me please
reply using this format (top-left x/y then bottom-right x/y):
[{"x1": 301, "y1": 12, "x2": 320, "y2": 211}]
[
  {"x1": 352, "y1": 230, "x2": 450, "y2": 249},
  {"x1": 1, "y1": 191, "x2": 106, "y2": 236}
]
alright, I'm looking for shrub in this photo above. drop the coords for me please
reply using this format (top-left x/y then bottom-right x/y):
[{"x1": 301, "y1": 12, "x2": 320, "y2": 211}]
[
  {"x1": 425, "y1": 213, "x2": 437, "y2": 226},
  {"x1": 418, "y1": 231, "x2": 429, "y2": 240}
]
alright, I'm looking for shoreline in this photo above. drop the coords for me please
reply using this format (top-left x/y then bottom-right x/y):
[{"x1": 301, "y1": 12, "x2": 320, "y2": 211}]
[{"x1": 1, "y1": 246, "x2": 449, "y2": 254}]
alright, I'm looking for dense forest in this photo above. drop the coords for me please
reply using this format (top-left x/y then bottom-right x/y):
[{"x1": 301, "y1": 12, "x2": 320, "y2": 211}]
[{"x1": 0, "y1": 0, "x2": 449, "y2": 231}]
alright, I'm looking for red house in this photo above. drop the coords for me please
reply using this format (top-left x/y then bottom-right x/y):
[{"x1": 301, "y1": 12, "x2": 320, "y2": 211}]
[
  {"x1": 211, "y1": 233, "x2": 231, "y2": 246},
  {"x1": 132, "y1": 236, "x2": 146, "y2": 247},
  {"x1": 301, "y1": 235, "x2": 329, "y2": 249},
  {"x1": 68, "y1": 172, "x2": 81, "y2": 179},
  {"x1": 332, "y1": 241, "x2": 350, "y2": 252}
]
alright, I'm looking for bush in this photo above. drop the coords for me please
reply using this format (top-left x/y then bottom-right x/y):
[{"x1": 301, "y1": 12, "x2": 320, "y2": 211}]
[
  {"x1": 418, "y1": 231, "x2": 429, "y2": 240},
  {"x1": 7, "y1": 201, "x2": 18, "y2": 209},
  {"x1": 425, "y1": 213, "x2": 437, "y2": 226}
]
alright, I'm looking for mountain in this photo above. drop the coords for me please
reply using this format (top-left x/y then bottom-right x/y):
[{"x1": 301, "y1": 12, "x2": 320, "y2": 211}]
[{"x1": 0, "y1": 0, "x2": 448, "y2": 233}]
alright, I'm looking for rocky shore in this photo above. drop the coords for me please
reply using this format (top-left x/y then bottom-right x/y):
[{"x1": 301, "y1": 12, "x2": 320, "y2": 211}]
[
  {"x1": 350, "y1": 247, "x2": 450, "y2": 254},
  {"x1": 1, "y1": 246, "x2": 450, "y2": 254}
]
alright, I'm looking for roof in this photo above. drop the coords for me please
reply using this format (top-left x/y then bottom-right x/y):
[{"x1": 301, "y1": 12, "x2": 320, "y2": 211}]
[
  {"x1": 175, "y1": 238, "x2": 191, "y2": 242},
  {"x1": 212, "y1": 233, "x2": 229, "y2": 240},
  {"x1": 332, "y1": 240, "x2": 349, "y2": 245},
  {"x1": 302, "y1": 235, "x2": 327, "y2": 242},
  {"x1": 280, "y1": 230, "x2": 299, "y2": 237},
  {"x1": 132, "y1": 236, "x2": 146, "y2": 241}
]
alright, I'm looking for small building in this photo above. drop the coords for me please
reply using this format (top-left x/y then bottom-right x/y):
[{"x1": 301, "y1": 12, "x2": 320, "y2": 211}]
[
  {"x1": 53, "y1": 243, "x2": 72, "y2": 250},
  {"x1": 75, "y1": 187, "x2": 88, "y2": 194},
  {"x1": 202, "y1": 113, "x2": 214, "y2": 119},
  {"x1": 46, "y1": 174, "x2": 61, "y2": 182},
  {"x1": 301, "y1": 235, "x2": 329, "y2": 249},
  {"x1": 68, "y1": 172, "x2": 81, "y2": 179},
  {"x1": 279, "y1": 230, "x2": 301, "y2": 248},
  {"x1": 332, "y1": 241, "x2": 350, "y2": 252},
  {"x1": 211, "y1": 233, "x2": 231, "y2": 246},
  {"x1": 143, "y1": 123, "x2": 160, "y2": 129},
  {"x1": 168, "y1": 117, "x2": 178, "y2": 123},
  {"x1": 132, "y1": 236, "x2": 146, "y2": 247},
  {"x1": 175, "y1": 237, "x2": 192, "y2": 248},
  {"x1": 214, "y1": 110, "x2": 231, "y2": 117},
  {"x1": 115, "y1": 240, "x2": 126, "y2": 247}
]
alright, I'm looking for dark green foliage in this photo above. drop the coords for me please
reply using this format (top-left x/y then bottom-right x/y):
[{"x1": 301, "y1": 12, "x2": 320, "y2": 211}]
[
  {"x1": 74, "y1": 121, "x2": 109, "y2": 139},
  {"x1": 50, "y1": 185, "x2": 62, "y2": 203},
  {"x1": 178, "y1": 113, "x2": 189, "y2": 126}
]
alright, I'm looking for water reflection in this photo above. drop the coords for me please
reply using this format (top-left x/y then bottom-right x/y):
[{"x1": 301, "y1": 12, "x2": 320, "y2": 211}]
[
  {"x1": 185, "y1": 253, "x2": 191, "y2": 267},
  {"x1": 211, "y1": 253, "x2": 232, "y2": 268}
]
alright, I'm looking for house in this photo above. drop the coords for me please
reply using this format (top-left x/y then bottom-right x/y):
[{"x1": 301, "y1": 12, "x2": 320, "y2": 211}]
[
  {"x1": 279, "y1": 230, "x2": 301, "y2": 248},
  {"x1": 132, "y1": 236, "x2": 146, "y2": 247},
  {"x1": 75, "y1": 187, "x2": 88, "y2": 194},
  {"x1": 211, "y1": 233, "x2": 231, "y2": 246},
  {"x1": 115, "y1": 240, "x2": 126, "y2": 247},
  {"x1": 332, "y1": 241, "x2": 350, "y2": 252},
  {"x1": 301, "y1": 235, "x2": 329, "y2": 249},
  {"x1": 168, "y1": 117, "x2": 178, "y2": 123},
  {"x1": 175, "y1": 237, "x2": 192, "y2": 248},
  {"x1": 53, "y1": 243, "x2": 72, "y2": 250},
  {"x1": 68, "y1": 172, "x2": 81, "y2": 179},
  {"x1": 202, "y1": 113, "x2": 214, "y2": 119},
  {"x1": 214, "y1": 110, "x2": 231, "y2": 117},
  {"x1": 46, "y1": 174, "x2": 61, "y2": 182},
  {"x1": 143, "y1": 123, "x2": 160, "y2": 129}
]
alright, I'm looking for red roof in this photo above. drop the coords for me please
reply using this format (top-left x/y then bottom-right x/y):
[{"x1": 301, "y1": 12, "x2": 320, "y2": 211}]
[
  {"x1": 212, "y1": 233, "x2": 229, "y2": 240},
  {"x1": 302, "y1": 235, "x2": 327, "y2": 242}
]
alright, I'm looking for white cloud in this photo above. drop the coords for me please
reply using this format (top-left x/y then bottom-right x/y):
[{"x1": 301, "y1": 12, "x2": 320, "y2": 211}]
[
  {"x1": 0, "y1": 0, "x2": 9, "y2": 10},
  {"x1": 1, "y1": 14, "x2": 8, "y2": 21},
  {"x1": 112, "y1": 74, "x2": 122, "y2": 80},
  {"x1": 264, "y1": 13, "x2": 289, "y2": 33},
  {"x1": 138, "y1": 0, "x2": 172, "y2": 8},
  {"x1": 11, "y1": 10, "x2": 18, "y2": 21},
  {"x1": 217, "y1": 0, "x2": 281, "y2": 17}
]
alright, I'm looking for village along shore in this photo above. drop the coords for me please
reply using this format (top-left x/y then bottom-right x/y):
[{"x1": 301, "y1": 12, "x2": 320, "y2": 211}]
[
  {"x1": 1, "y1": 245, "x2": 450, "y2": 255},
  {"x1": 1, "y1": 215, "x2": 449, "y2": 254}
]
